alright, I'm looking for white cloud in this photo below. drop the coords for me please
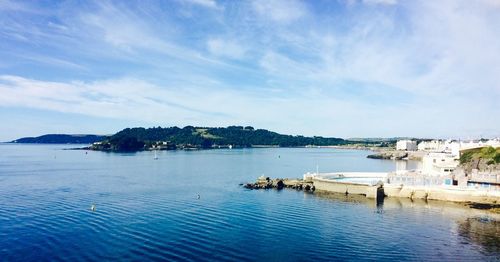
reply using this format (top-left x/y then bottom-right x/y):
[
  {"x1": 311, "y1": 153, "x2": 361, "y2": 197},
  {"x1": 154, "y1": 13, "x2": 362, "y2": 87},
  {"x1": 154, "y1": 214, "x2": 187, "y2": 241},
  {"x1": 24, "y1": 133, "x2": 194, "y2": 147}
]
[
  {"x1": 207, "y1": 38, "x2": 247, "y2": 59},
  {"x1": 183, "y1": 0, "x2": 220, "y2": 9},
  {"x1": 362, "y1": 0, "x2": 397, "y2": 5},
  {"x1": 2, "y1": 73, "x2": 497, "y2": 139},
  {"x1": 252, "y1": 0, "x2": 307, "y2": 23},
  {"x1": 0, "y1": 75, "x2": 400, "y2": 137}
]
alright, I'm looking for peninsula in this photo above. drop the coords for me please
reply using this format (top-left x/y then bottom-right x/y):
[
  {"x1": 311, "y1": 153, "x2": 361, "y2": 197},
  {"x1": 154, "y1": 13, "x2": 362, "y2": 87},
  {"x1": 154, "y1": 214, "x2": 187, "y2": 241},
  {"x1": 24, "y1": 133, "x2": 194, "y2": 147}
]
[{"x1": 87, "y1": 126, "x2": 390, "y2": 152}]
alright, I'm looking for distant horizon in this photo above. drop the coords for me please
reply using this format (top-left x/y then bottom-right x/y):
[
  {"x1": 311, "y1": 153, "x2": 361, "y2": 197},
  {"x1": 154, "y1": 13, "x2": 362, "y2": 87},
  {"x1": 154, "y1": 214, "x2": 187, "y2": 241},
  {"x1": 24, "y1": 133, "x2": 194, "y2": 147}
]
[{"x1": 1, "y1": 1, "x2": 499, "y2": 141}]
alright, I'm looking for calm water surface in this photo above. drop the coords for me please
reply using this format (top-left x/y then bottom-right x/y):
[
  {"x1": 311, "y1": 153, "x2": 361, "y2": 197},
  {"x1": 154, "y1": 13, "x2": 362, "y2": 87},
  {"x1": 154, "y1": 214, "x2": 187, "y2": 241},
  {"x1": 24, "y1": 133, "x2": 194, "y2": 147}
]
[{"x1": 0, "y1": 144, "x2": 498, "y2": 261}]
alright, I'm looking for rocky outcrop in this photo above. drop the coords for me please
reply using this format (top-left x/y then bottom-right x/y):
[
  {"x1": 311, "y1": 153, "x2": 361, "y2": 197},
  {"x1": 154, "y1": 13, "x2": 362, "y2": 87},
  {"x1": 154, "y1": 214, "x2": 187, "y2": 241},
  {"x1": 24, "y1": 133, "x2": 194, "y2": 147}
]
[
  {"x1": 243, "y1": 176, "x2": 315, "y2": 192},
  {"x1": 367, "y1": 151, "x2": 408, "y2": 160},
  {"x1": 460, "y1": 158, "x2": 500, "y2": 175}
]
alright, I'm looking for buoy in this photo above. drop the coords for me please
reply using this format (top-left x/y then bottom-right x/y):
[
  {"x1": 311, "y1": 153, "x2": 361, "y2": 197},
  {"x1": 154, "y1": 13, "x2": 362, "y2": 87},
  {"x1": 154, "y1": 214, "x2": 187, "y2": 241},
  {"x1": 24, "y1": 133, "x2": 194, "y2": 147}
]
[{"x1": 90, "y1": 204, "x2": 96, "y2": 212}]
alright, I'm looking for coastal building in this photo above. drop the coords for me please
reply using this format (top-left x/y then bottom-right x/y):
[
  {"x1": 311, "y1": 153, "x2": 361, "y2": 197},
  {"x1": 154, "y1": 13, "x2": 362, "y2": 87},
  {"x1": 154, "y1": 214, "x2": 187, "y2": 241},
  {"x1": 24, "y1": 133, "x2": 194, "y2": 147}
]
[
  {"x1": 459, "y1": 139, "x2": 500, "y2": 151},
  {"x1": 466, "y1": 169, "x2": 500, "y2": 191},
  {"x1": 417, "y1": 140, "x2": 441, "y2": 151},
  {"x1": 151, "y1": 141, "x2": 176, "y2": 150},
  {"x1": 421, "y1": 152, "x2": 459, "y2": 176},
  {"x1": 417, "y1": 139, "x2": 500, "y2": 156},
  {"x1": 396, "y1": 140, "x2": 417, "y2": 151},
  {"x1": 417, "y1": 140, "x2": 459, "y2": 155}
]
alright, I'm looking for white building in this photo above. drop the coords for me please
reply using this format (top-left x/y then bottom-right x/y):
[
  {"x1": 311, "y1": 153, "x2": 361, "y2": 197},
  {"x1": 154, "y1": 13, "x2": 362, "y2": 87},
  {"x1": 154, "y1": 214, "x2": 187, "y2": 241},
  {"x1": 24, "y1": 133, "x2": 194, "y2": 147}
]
[
  {"x1": 415, "y1": 139, "x2": 498, "y2": 157},
  {"x1": 417, "y1": 140, "x2": 441, "y2": 151},
  {"x1": 421, "y1": 152, "x2": 459, "y2": 176},
  {"x1": 396, "y1": 140, "x2": 417, "y2": 151}
]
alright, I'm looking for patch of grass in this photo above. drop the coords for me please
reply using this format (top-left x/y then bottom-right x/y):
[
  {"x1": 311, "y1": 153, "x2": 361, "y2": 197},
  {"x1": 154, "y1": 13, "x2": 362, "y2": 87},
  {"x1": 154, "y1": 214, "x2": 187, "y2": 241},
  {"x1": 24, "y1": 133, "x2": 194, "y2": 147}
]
[
  {"x1": 194, "y1": 129, "x2": 220, "y2": 139},
  {"x1": 460, "y1": 150, "x2": 474, "y2": 164},
  {"x1": 460, "y1": 146, "x2": 500, "y2": 165}
]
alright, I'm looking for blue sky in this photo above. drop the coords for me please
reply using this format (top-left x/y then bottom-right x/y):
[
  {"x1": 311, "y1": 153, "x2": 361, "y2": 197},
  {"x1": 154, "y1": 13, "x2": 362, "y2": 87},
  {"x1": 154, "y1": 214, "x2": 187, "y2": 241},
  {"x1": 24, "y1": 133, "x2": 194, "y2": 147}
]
[{"x1": 0, "y1": 0, "x2": 499, "y2": 141}]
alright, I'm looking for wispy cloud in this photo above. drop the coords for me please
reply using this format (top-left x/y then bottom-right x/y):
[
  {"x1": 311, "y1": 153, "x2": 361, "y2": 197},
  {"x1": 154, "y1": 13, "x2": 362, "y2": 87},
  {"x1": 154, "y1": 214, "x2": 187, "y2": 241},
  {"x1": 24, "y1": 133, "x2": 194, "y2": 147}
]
[
  {"x1": 207, "y1": 38, "x2": 247, "y2": 59},
  {"x1": 183, "y1": 0, "x2": 221, "y2": 10},
  {"x1": 362, "y1": 0, "x2": 397, "y2": 5},
  {"x1": 251, "y1": 0, "x2": 308, "y2": 24}
]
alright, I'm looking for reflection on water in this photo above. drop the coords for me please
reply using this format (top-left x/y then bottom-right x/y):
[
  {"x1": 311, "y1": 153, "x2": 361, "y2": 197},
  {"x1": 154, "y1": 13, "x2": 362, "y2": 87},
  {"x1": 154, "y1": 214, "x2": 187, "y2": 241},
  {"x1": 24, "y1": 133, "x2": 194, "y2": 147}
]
[
  {"x1": 458, "y1": 217, "x2": 500, "y2": 255},
  {"x1": 314, "y1": 190, "x2": 500, "y2": 257},
  {"x1": 396, "y1": 160, "x2": 422, "y2": 171}
]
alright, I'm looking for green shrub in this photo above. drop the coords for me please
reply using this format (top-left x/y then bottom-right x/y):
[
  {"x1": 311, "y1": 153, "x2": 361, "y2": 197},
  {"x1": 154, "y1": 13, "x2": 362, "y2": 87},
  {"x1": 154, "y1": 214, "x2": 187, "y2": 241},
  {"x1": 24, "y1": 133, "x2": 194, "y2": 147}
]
[
  {"x1": 480, "y1": 146, "x2": 496, "y2": 159},
  {"x1": 494, "y1": 151, "x2": 500, "y2": 164},
  {"x1": 460, "y1": 151, "x2": 474, "y2": 164}
]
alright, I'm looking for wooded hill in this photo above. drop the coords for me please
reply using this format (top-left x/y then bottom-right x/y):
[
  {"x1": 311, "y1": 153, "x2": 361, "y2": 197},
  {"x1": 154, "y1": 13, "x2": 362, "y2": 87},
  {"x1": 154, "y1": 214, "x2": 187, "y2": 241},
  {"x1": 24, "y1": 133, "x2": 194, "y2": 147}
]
[{"x1": 92, "y1": 126, "x2": 354, "y2": 151}]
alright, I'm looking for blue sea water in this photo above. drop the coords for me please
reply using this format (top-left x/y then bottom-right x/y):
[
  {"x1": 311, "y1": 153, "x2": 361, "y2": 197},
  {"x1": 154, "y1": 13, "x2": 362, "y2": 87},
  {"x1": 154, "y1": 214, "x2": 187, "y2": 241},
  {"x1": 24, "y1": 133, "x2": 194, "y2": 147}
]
[{"x1": 0, "y1": 144, "x2": 498, "y2": 261}]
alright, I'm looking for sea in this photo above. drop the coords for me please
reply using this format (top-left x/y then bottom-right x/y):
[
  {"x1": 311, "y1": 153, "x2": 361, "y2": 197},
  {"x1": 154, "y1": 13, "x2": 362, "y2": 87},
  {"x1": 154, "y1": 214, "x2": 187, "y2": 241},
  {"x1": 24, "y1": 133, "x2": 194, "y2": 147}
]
[{"x1": 0, "y1": 144, "x2": 498, "y2": 261}]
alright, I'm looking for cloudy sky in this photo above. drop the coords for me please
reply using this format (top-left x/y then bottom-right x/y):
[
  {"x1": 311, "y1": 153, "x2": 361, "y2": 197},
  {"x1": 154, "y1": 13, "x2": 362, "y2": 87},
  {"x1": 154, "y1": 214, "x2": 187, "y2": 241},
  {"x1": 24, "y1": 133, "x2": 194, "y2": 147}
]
[{"x1": 0, "y1": 0, "x2": 499, "y2": 141}]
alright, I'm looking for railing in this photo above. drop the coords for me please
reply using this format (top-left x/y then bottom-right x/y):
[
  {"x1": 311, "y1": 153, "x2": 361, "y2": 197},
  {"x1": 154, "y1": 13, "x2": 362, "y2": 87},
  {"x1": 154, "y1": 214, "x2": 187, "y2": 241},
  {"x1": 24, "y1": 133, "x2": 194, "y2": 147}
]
[
  {"x1": 469, "y1": 173, "x2": 499, "y2": 184},
  {"x1": 387, "y1": 172, "x2": 448, "y2": 187}
]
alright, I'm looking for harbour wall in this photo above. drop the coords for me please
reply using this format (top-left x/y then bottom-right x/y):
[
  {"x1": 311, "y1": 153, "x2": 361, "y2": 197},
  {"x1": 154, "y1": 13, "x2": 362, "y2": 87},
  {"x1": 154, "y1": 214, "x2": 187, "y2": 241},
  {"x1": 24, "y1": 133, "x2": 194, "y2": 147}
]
[
  {"x1": 312, "y1": 176, "x2": 500, "y2": 204},
  {"x1": 313, "y1": 177, "x2": 382, "y2": 199},
  {"x1": 384, "y1": 184, "x2": 500, "y2": 203}
]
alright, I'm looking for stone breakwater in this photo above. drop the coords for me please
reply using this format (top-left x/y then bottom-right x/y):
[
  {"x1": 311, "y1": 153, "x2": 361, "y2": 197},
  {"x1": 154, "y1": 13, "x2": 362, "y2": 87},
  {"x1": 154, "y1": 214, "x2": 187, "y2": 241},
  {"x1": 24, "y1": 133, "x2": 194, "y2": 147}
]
[
  {"x1": 367, "y1": 150, "x2": 426, "y2": 160},
  {"x1": 242, "y1": 176, "x2": 315, "y2": 192}
]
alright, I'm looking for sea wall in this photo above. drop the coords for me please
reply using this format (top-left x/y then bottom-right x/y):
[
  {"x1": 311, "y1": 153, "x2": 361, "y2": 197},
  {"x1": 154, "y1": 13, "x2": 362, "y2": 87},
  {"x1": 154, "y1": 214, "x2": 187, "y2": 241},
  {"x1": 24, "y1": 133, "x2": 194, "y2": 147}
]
[
  {"x1": 384, "y1": 184, "x2": 500, "y2": 204},
  {"x1": 312, "y1": 176, "x2": 500, "y2": 204},
  {"x1": 313, "y1": 177, "x2": 382, "y2": 199}
]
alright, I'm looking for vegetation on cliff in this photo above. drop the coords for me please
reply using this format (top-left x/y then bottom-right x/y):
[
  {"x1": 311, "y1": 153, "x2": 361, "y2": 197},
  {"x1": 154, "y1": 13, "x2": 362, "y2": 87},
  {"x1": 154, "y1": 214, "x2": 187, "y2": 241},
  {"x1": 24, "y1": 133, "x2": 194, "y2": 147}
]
[
  {"x1": 460, "y1": 147, "x2": 500, "y2": 165},
  {"x1": 459, "y1": 146, "x2": 500, "y2": 173}
]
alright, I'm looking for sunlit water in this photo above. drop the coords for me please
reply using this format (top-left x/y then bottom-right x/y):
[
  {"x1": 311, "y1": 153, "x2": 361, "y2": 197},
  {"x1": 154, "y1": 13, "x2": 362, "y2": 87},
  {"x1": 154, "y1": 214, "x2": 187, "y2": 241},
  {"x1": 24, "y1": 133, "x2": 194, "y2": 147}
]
[{"x1": 0, "y1": 144, "x2": 498, "y2": 261}]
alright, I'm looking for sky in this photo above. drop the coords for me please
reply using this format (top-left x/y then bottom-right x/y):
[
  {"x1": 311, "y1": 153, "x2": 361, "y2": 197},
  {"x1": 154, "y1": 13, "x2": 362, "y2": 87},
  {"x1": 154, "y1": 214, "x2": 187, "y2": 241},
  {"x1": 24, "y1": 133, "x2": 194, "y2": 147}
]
[{"x1": 0, "y1": 0, "x2": 499, "y2": 141}]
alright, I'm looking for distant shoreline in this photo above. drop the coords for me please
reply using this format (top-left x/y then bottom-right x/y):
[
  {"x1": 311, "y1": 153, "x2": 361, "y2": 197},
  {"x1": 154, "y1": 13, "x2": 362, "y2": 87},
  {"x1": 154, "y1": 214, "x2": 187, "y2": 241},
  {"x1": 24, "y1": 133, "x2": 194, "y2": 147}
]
[{"x1": 9, "y1": 127, "x2": 398, "y2": 153}]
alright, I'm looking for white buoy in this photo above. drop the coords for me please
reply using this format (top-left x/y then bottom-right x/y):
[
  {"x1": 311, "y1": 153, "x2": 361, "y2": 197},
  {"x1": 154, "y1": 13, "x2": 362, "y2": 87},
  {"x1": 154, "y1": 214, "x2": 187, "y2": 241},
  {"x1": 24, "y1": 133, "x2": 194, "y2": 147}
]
[{"x1": 90, "y1": 204, "x2": 96, "y2": 212}]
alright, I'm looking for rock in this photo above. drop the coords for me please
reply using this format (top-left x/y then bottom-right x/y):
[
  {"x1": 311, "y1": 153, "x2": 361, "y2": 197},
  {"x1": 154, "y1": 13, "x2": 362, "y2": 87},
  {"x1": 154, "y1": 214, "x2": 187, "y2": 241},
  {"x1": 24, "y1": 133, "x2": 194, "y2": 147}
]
[
  {"x1": 276, "y1": 180, "x2": 284, "y2": 190},
  {"x1": 258, "y1": 175, "x2": 270, "y2": 183},
  {"x1": 367, "y1": 152, "x2": 408, "y2": 160},
  {"x1": 243, "y1": 177, "x2": 314, "y2": 192},
  {"x1": 367, "y1": 154, "x2": 386, "y2": 159}
]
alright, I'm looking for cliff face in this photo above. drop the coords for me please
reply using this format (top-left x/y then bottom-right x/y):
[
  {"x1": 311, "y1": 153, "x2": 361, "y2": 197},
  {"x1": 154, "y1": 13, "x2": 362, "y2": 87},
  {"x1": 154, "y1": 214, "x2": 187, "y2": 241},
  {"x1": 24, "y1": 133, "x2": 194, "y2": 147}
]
[
  {"x1": 460, "y1": 159, "x2": 500, "y2": 174},
  {"x1": 459, "y1": 147, "x2": 500, "y2": 175}
]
